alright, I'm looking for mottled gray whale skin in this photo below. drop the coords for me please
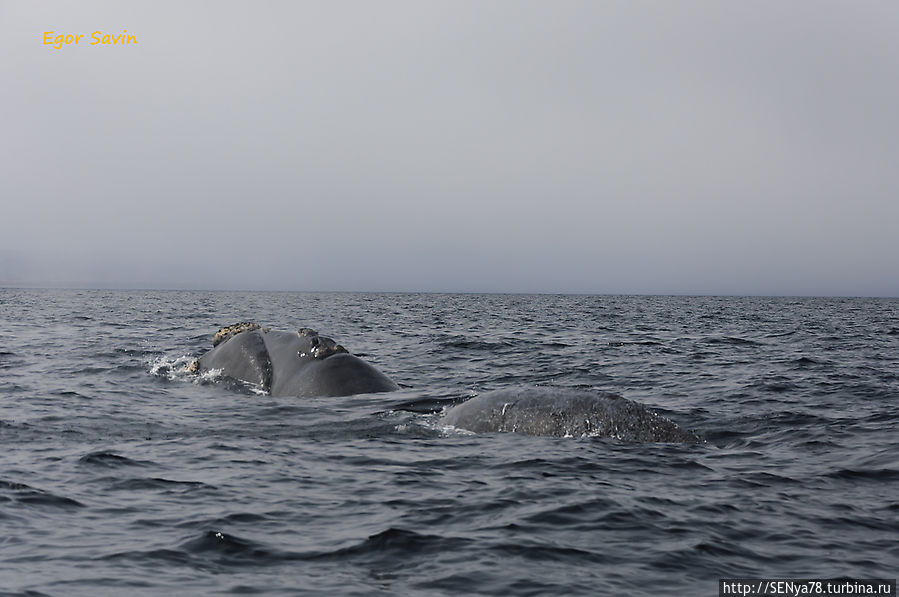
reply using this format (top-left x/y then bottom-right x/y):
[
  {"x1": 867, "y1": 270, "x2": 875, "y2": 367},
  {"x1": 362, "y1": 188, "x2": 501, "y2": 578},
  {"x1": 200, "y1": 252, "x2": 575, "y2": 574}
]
[
  {"x1": 443, "y1": 387, "x2": 700, "y2": 443},
  {"x1": 192, "y1": 323, "x2": 399, "y2": 398}
]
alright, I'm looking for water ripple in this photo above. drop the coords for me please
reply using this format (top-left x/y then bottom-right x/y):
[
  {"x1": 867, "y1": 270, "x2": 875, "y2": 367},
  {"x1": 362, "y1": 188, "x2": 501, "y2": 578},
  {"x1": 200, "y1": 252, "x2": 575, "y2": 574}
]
[{"x1": 0, "y1": 290, "x2": 897, "y2": 596}]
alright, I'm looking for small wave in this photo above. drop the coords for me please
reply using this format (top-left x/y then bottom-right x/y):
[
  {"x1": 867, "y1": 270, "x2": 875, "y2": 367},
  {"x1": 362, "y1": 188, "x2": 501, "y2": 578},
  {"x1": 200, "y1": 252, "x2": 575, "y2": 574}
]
[
  {"x1": 0, "y1": 479, "x2": 84, "y2": 509},
  {"x1": 490, "y1": 541, "x2": 603, "y2": 564},
  {"x1": 765, "y1": 329, "x2": 799, "y2": 338},
  {"x1": 179, "y1": 530, "x2": 283, "y2": 560},
  {"x1": 706, "y1": 336, "x2": 762, "y2": 346},
  {"x1": 745, "y1": 376, "x2": 801, "y2": 395},
  {"x1": 520, "y1": 499, "x2": 618, "y2": 527},
  {"x1": 731, "y1": 471, "x2": 801, "y2": 489},
  {"x1": 72, "y1": 366, "x2": 114, "y2": 375},
  {"x1": 826, "y1": 468, "x2": 899, "y2": 482},
  {"x1": 319, "y1": 527, "x2": 471, "y2": 561},
  {"x1": 54, "y1": 390, "x2": 92, "y2": 400},
  {"x1": 101, "y1": 529, "x2": 298, "y2": 569},
  {"x1": 792, "y1": 356, "x2": 818, "y2": 366},
  {"x1": 78, "y1": 451, "x2": 153, "y2": 468},
  {"x1": 98, "y1": 547, "x2": 186, "y2": 566},
  {"x1": 692, "y1": 538, "x2": 765, "y2": 559},
  {"x1": 760, "y1": 381, "x2": 797, "y2": 393},
  {"x1": 438, "y1": 335, "x2": 516, "y2": 351},
  {"x1": 106, "y1": 477, "x2": 215, "y2": 492},
  {"x1": 0, "y1": 480, "x2": 31, "y2": 491},
  {"x1": 177, "y1": 512, "x2": 269, "y2": 528},
  {"x1": 95, "y1": 347, "x2": 152, "y2": 360},
  {"x1": 0, "y1": 589, "x2": 54, "y2": 597}
]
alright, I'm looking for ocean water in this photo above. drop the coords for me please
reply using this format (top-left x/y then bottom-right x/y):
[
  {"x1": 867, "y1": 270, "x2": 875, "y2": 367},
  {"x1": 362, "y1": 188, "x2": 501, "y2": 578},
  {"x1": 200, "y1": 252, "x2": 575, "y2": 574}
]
[{"x1": 0, "y1": 289, "x2": 896, "y2": 596}]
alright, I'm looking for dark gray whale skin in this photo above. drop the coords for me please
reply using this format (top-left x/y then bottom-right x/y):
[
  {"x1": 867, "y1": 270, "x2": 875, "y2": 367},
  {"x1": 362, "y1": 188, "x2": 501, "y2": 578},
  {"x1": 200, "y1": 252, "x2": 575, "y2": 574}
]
[
  {"x1": 194, "y1": 325, "x2": 697, "y2": 442},
  {"x1": 442, "y1": 387, "x2": 700, "y2": 443},
  {"x1": 193, "y1": 325, "x2": 399, "y2": 398}
]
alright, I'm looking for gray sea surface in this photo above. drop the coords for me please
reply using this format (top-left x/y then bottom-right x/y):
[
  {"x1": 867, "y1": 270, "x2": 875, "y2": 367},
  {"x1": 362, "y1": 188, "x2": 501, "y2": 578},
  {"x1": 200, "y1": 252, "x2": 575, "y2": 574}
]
[{"x1": 0, "y1": 290, "x2": 897, "y2": 595}]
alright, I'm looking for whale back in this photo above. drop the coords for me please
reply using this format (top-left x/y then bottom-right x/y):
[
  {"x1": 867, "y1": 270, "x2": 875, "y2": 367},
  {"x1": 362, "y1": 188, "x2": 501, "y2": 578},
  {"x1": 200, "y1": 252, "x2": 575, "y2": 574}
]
[
  {"x1": 193, "y1": 325, "x2": 398, "y2": 398},
  {"x1": 260, "y1": 330, "x2": 398, "y2": 397},
  {"x1": 443, "y1": 387, "x2": 700, "y2": 443},
  {"x1": 197, "y1": 328, "x2": 272, "y2": 390}
]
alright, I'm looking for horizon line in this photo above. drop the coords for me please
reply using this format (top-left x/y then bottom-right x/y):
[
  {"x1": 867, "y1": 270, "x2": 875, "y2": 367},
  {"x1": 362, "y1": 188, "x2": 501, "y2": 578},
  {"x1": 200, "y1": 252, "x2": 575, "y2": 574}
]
[{"x1": 1, "y1": 282, "x2": 896, "y2": 300}]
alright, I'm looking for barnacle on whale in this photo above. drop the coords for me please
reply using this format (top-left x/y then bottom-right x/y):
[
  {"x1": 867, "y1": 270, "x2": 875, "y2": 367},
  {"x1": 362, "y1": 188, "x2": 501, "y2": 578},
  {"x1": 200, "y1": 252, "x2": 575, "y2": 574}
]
[{"x1": 211, "y1": 322, "x2": 260, "y2": 347}]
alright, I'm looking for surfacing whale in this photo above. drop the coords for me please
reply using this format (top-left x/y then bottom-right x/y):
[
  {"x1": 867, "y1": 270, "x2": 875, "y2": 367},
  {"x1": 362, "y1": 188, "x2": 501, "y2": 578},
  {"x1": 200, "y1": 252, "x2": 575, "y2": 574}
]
[
  {"x1": 189, "y1": 322, "x2": 399, "y2": 397},
  {"x1": 443, "y1": 387, "x2": 700, "y2": 442},
  {"x1": 190, "y1": 324, "x2": 699, "y2": 442}
]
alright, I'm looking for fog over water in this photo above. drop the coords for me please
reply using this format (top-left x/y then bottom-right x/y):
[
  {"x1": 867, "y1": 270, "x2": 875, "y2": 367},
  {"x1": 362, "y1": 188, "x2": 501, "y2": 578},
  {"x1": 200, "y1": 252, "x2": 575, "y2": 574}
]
[{"x1": 1, "y1": 1, "x2": 897, "y2": 295}]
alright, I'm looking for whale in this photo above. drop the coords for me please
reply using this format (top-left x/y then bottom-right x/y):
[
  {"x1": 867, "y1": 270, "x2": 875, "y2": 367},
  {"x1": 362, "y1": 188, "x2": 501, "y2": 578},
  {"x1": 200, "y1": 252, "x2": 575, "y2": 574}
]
[
  {"x1": 189, "y1": 323, "x2": 399, "y2": 397},
  {"x1": 190, "y1": 324, "x2": 699, "y2": 442},
  {"x1": 442, "y1": 387, "x2": 700, "y2": 442}
]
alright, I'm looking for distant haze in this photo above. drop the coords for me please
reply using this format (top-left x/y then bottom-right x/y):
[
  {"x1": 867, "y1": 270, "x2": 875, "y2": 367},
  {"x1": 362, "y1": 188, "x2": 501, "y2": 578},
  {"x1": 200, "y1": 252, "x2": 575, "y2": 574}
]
[{"x1": 2, "y1": 1, "x2": 897, "y2": 296}]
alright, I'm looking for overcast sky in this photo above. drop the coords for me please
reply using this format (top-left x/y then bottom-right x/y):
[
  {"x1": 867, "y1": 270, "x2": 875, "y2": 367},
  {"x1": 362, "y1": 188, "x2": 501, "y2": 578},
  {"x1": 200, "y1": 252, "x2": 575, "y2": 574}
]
[{"x1": 1, "y1": 1, "x2": 897, "y2": 295}]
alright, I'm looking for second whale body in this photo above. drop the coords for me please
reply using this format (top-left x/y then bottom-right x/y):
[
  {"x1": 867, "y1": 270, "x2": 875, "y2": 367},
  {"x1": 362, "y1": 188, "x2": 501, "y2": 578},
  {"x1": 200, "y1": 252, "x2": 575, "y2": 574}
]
[{"x1": 443, "y1": 387, "x2": 700, "y2": 442}]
